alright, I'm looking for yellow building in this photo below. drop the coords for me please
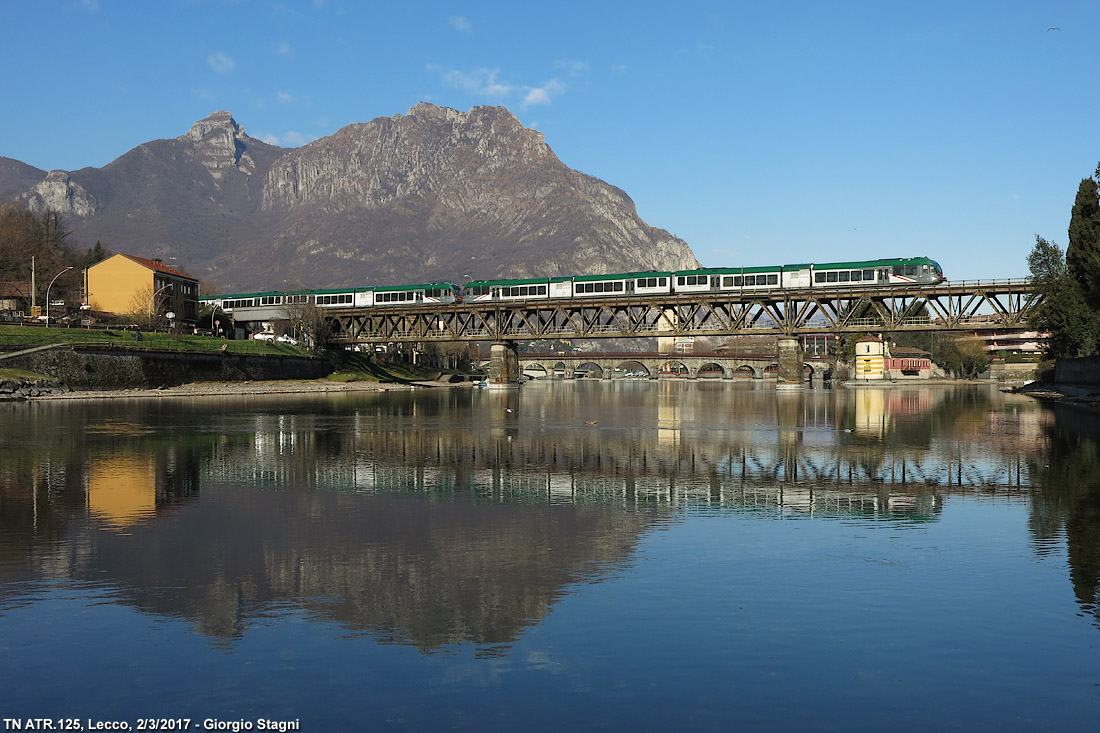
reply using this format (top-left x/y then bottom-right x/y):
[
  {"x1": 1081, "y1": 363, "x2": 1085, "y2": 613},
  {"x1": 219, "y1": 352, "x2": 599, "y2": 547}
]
[
  {"x1": 854, "y1": 334, "x2": 885, "y2": 380},
  {"x1": 86, "y1": 253, "x2": 199, "y2": 324}
]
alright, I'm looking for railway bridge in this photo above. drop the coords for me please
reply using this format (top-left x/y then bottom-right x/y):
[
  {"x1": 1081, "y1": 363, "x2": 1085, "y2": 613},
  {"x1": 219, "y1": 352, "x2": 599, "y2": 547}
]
[{"x1": 320, "y1": 278, "x2": 1037, "y2": 387}]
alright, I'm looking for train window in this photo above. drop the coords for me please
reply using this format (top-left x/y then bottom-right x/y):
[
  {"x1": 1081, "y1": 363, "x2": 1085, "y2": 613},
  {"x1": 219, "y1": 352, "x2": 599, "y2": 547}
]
[
  {"x1": 676, "y1": 277, "x2": 684, "y2": 286},
  {"x1": 767, "y1": 274, "x2": 778, "y2": 285},
  {"x1": 722, "y1": 277, "x2": 734, "y2": 287},
  {"x1": 863, "y1": 270, "x2": 874, "y2": 280},
  {"x1": 850, "y1": 271, "x2": 861, "y2": 282},
  {"x1": 734, "y1": 277, "x2": 743, "y2": 286},
  {"x1": 745, "y1": 276, "x2": 756, "y2": 286},
  {"x1": 615, "y1": 282, "x2": 624, "y2": 291},
  {"x1": 839, "y1": 272, "x2": 850, "y2": 282},
  {"x1": 826, "y1": 272, "x2": 838, "y2": 282},
  {"x1": 815, "y1": 273, "x2": 826, "y2": 283}
]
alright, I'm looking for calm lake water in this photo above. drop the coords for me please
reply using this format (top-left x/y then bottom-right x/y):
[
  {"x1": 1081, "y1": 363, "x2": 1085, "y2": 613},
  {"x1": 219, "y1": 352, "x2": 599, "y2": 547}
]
[{"x1": 2, "y1": 381, "x2": 1099, "y2": 731}]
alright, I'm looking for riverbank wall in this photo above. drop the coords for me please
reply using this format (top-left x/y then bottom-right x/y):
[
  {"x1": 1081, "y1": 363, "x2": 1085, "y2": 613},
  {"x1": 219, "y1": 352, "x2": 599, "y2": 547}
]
[
  {"x1": 1055, "y1": 355, "x2": 1100, "y2": 386},
  {"x1": 2, "y1": 345, "x2": 331, "y2": 389}
]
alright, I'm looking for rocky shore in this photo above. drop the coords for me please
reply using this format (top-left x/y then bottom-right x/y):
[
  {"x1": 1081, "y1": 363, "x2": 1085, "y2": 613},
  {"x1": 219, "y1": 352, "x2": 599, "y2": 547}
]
[{"x1": 1009, "y1": 382, "x2": 1100, "y2": 410}]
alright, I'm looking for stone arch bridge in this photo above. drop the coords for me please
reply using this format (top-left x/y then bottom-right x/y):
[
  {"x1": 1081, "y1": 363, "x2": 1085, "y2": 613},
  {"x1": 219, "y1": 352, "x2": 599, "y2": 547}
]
[{"x1": 506, "y1": 352, "x2": 835, "y2": 381}]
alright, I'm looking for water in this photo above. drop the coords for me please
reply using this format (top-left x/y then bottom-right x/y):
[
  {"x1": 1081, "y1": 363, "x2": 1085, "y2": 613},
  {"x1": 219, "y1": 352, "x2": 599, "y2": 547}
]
[{"x1": 1, "y1": 381, "x2": 1098, "y2": 731}]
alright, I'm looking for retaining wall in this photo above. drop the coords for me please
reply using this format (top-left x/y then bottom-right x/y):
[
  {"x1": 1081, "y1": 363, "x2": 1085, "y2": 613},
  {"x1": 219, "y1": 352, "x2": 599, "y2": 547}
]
[
  {"x1": 1055, "y1": 355, "x2": 1100, "y2": 386},
  {"x1": 3, "y1": 345, "x2": 331, "y2": 389}
]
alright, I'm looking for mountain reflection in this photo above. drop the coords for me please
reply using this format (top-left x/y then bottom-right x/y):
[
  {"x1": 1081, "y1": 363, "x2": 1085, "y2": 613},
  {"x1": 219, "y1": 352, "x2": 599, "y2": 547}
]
[{"x1": 4, "y1": 382, "x2": 1099, "y2": 644}]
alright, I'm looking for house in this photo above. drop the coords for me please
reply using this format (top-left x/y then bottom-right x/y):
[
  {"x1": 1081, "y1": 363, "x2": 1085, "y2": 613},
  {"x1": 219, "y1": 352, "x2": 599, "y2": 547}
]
[
  {"x1": 0, "y1": 280, "x2": 31, "y2": 315},
  {"x1": 853, "y1": 334, "x2": 885, "y2": 380},
  {"x1": 884, "y1": 346, "x2": 934, "y2": 380},
  {"x1": 86, "y1": 254, "x2": 199, "y2": 324}
]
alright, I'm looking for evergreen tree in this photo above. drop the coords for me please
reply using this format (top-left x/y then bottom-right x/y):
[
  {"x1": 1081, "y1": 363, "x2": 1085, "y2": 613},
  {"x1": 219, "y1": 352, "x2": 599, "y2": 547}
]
[
  {"x1": 1028, "y1": 235, "x2": 1099, "y2": 358},
  {"x1": 1066, "y1": 170, "x2": 1100, "y2": 307}
]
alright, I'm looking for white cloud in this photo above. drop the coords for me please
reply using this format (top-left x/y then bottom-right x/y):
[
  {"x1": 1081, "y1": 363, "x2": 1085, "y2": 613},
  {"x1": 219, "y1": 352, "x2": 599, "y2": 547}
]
[
  {"x1": 554, "y1": 59, "x2": 589, "y2": 76},
  {"x1": 271, "y1": 40, "x2": 292, "y2": 56},
  {"x1": 207, "y1": 52, "x2": 236, "y2": 75},
  {"x1": 276, "y1": 91, "x2": 294, "y2": 104},
  {"x1": 448, "y1": 16, "x2": 472, "y2": 34},
  {"x1": 432, "y1": 66, "x2": 515, "y2": 97},
  {"x1": 261, "y1": 131, "x2": 310, "y2": 147},
  {"x1": 611, "y1": 64, "x2": 627, "y2": 75},
  {"x1": 428, "y1": 66, "x2": 568, "y2": 108},
  {"x1": 523, "y1": 79, "x2": 565, "y2": 107},
  {"x1": 76, "y1": 0, "x2": 99, "y2": 11}
]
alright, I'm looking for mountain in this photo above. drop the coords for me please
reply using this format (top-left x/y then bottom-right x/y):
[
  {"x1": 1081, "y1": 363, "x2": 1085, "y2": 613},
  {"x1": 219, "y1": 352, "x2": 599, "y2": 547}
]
[{"x1": 2, "y1": 104, "x2": 700, "y2": 293}]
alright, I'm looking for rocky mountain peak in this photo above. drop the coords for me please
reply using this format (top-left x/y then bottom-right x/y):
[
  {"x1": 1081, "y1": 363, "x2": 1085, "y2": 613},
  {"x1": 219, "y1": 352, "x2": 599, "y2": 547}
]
[
  {"x1": 181, "y1": 110, "x2": 257, "y2": 176},
  {"x1": 0, "y1": 103, "x2": 700, "y2": 291}
]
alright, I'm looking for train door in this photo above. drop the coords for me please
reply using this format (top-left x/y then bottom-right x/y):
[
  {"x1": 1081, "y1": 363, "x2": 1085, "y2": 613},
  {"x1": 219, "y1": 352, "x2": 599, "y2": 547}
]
[
  {"x1": 711, "y1": 275, "x2": 721, "y2": 291},
  {"x1": 877, "y1": 268, "x2": 890, "y2": 284}
]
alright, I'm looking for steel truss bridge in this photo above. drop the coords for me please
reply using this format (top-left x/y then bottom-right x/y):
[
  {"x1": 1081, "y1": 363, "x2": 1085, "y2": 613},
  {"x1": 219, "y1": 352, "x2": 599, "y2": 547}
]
[{"x1": 327, "y1": 279, "x2": 1039, "y2": 344}]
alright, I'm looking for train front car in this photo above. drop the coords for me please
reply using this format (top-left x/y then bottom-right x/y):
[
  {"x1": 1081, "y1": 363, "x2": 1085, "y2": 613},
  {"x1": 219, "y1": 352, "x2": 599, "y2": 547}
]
[
  {"x1": 808, "y1": 257, "x2": 945, "y2": 288},
  {"x1": 883, "y1": 256, "x2": 945, "y2": 285}
]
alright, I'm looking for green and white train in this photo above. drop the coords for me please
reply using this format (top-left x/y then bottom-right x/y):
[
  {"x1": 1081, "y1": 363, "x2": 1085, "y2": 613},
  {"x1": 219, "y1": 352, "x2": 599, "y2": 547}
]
[{"x1": 200, "y1": 257, "x2": 944, "y2": 319}]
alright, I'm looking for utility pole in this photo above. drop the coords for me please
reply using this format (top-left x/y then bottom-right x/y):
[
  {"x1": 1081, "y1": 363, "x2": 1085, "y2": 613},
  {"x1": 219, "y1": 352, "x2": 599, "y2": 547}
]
[{"x1": 30, "y1": 255, "x2": 36, "y2": 312}]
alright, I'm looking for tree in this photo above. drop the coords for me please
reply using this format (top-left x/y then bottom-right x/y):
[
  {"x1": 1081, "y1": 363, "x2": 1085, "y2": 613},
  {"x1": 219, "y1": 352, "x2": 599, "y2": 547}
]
[
  {"x1": 0, "y1": 202, "x2": 81, "y2": 302},
  {"x1": 936, "y1": 335, "x2": 992, "y2": 378},
  {"x1": 1066, "y1": 171, "x2": 1100, "y2": 307},
  {"x1": 1027, "y1": 235, "x2": 1099, "y2": 358},
  {"x1": 282, "y1": 300, "x2": 334, "y2": 352}
]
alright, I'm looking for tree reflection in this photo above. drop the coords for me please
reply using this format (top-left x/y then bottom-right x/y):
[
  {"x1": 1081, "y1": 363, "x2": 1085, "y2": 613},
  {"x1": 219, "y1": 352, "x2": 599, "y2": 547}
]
[{"x1": 1028, "y1": 403, "x2": 1100, "y2": 627}]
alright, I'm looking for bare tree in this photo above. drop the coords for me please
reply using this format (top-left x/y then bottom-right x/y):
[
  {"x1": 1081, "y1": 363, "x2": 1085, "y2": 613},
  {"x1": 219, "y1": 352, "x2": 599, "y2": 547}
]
[{"x1": 282, "y1": 300, "x2": 334, "y2": 351}]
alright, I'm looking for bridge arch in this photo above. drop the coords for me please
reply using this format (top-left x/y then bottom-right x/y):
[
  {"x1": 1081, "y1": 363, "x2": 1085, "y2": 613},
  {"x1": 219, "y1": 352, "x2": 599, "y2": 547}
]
[
  {"x1": 659, "y1": 361, "x2": 690, "y2": 378},
  {"x1": 611, "y1": 360, "x2": 651, "y2": 379},
  {"x1": 732, "y1": 364, "x2": 758, "y2": 379},
  {"x1": 695, "y1": 362, "x2": 726, "y2": 379},
  {"x1": 574, "y1": 361, "x2": 604, "y2": 379},
  {"x1": 522, "y1": 362, "x2": 550, "y2": 380}
]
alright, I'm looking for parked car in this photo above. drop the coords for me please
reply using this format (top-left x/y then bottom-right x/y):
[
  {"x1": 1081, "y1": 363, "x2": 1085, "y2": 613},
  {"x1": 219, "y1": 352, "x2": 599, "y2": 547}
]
[
  {"x1": 275, "y1": 335, "x2": 298, "y2": 345},
  {"x1": 253, "y1": 332, "x2": 276, "y2": 341}
]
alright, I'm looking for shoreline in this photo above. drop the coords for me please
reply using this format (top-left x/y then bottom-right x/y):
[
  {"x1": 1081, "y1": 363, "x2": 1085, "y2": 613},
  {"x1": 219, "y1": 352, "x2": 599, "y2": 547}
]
[{"x1": 27, "y1": 378, "x2": 469, "y2": 401}]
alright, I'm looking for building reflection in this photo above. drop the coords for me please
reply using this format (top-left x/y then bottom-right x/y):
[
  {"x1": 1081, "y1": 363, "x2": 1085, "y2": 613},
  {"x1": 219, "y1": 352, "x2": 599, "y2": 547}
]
[{"x1": 3, "y1": 383, "x2": 1098, "y2": 648}]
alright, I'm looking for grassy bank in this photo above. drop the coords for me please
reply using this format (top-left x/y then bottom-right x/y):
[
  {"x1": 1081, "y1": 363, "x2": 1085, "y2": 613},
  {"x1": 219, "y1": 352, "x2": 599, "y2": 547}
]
[
  {"x1": 327, "y1": 353, "x2": 445, "y2": 383},
  {"x1": 0, "y1": 323, "x2": 307, "y2": 356}
]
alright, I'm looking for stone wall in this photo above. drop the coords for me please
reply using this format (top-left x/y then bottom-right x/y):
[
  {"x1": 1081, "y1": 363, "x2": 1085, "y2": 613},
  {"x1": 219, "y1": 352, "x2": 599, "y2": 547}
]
[
  {"x1": 1055, "y1": 355, "x2": 1100, "y2": 386},
  {"x1": 3, "y1": 345, "x2": 331, "y2": 389}
]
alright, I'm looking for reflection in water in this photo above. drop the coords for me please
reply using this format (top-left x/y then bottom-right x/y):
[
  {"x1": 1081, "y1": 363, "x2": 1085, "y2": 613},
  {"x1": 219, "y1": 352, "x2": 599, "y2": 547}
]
[
  {"x1": 2, "y1": 381, "x2": 1099, "y2": 651},
  {"x1": 1028, "y1": 402, "x2": 1100, "y2": 625}
]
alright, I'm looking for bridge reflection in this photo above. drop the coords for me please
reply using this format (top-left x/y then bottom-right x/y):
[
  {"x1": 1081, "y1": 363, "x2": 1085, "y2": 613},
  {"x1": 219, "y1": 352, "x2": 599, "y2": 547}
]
[{"x1": 1, "y1": 384, "x2": 1096, "y2": 650}]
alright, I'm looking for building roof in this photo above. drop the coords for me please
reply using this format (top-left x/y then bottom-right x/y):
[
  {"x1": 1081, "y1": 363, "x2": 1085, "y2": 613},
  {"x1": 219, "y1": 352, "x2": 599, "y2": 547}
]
[
  {"x1": 890, "y1": 346, "x2": 931, "y2": 357},
  {"x1": 855, "y1": 334, "x2": 883, "y2": 343},
  {"x1": 114, "y1": 254, "x2": 198, "y2": 282},
  {"x1": 0, "y1": 281, "x2": 31, "y2": 298}
]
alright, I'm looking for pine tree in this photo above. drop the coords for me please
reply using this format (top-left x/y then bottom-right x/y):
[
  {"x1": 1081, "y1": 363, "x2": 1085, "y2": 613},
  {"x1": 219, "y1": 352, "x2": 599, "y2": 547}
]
[{"x1": 1066, "y1": 170, "x2": 1100, "y2": 307}]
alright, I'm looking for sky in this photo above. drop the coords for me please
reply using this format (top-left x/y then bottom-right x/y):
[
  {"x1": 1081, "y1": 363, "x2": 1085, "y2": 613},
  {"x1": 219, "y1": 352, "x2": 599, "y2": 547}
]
[{"x1": 2, "y1": 0, "x2": 1097, "y2": 281}]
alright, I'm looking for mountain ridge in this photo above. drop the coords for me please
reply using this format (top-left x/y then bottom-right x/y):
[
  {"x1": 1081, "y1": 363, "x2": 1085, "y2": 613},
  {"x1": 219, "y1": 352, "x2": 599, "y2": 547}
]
[{"x1": 2, "y1": 104, "x2": 700, "y2": 292}]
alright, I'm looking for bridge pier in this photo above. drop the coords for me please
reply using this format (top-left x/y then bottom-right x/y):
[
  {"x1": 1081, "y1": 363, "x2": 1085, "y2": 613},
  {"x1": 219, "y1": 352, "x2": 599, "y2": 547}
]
[
  {"x1": 777, "y1": 337, "x2": 804, "y2": 389},
  {"x1": 488, "y1": 341, "x2": 521, "y2": 387}
]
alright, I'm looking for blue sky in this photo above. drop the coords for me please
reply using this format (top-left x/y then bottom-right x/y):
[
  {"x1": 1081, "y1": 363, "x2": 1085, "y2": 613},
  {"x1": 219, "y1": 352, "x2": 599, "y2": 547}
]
[{"x1": 2, "y1": 0, "x2": 1097, "y2": 280}]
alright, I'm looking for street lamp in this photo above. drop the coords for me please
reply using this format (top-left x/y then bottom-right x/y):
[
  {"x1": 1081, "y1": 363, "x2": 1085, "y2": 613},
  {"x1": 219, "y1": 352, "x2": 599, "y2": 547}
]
[
  {"x1": 148, "y1": 283, "x2": 173, "y2": 328},
  {"x1": 44, "y1": 266, "x2": 73, "y2": 327}
]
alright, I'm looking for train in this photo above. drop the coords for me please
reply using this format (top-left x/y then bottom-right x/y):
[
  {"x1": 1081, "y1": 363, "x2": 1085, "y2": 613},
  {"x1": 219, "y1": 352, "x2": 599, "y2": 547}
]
[{"x1": 199, "y1": 256, "x2": 944, "y2": 321}]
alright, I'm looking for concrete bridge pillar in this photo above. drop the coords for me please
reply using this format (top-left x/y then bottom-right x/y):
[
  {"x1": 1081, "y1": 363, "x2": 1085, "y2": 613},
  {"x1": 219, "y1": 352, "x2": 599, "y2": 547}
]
[
  {"x1": 777, "y1": 336, "x2": 804, "y2": 388},
  {"x1": 489, "y1": 341, "x2": 521, "y2": 386}
]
